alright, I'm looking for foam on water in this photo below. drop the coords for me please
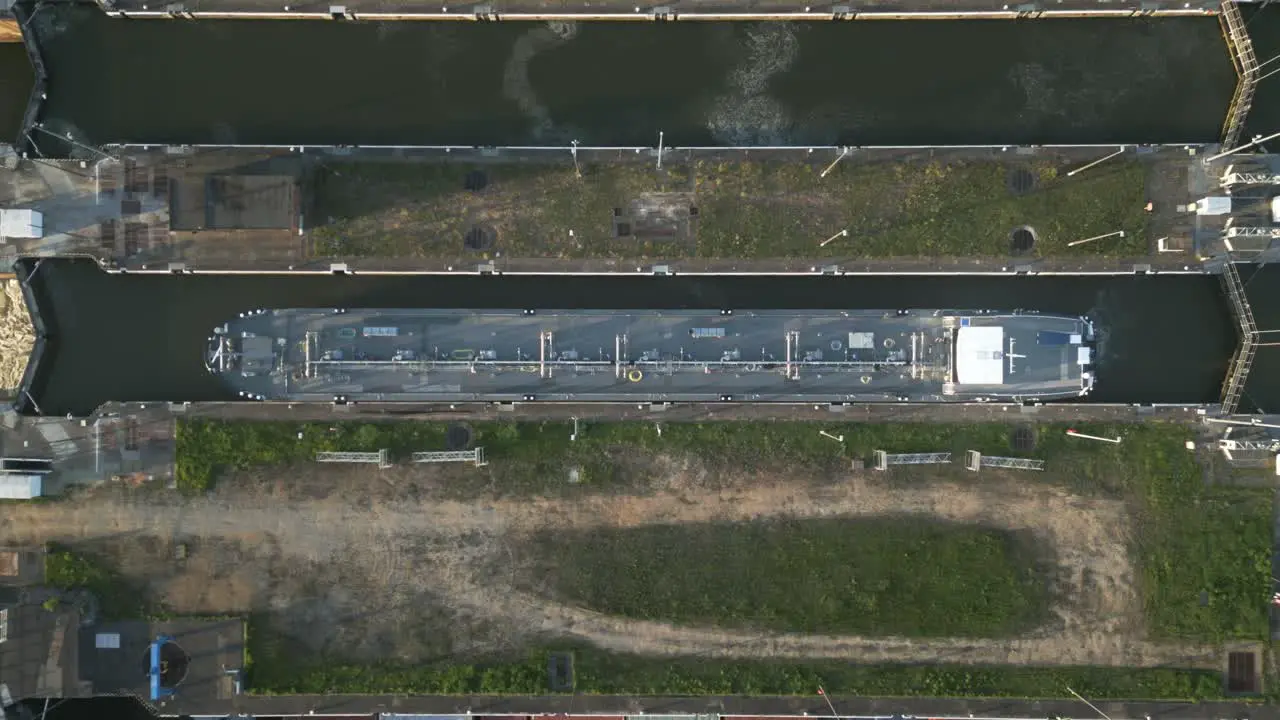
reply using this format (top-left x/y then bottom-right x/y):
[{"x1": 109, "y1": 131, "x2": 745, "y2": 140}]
[{"x1": 706, "y1": 23, "x2": 799, "y2": 146}]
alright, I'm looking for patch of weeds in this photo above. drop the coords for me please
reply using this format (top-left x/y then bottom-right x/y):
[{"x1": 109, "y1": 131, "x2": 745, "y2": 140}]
[{"x1": 44, "y1": 546, "x2": 150, "y2": 619}]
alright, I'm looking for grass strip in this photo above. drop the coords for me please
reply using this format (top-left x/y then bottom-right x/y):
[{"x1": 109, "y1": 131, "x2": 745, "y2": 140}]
[
  {"x1": 309, "y1": 159, "x2": 1149, "y2": 259},
  {"x1": 182, "y1": 419, "x2": 1272, "y2": 647},
  {"x1": 527, "y1": 518, "x2": 1050, "y2": 638},
  {"x1": 246, "y1": 641, "x2": 1225, "y2": 700}
]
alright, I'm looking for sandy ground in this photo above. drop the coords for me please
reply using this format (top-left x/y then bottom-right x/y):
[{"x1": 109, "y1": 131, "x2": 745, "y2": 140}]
[
  {"x1": 0, "y1": 279, "x2": 35, "y2": 391},
  {"x1": 0, "y1": 461, "x2": 1221, "y2": 669}
]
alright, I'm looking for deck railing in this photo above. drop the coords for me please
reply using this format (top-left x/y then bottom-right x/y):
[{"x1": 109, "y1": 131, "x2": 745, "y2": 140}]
[
  {"x1": 1219, "y1": 261, "x2": 1257, "y2": 414},
  {"x1": 1220, "y1": 0, "x2": 1259, "y2": 151}
]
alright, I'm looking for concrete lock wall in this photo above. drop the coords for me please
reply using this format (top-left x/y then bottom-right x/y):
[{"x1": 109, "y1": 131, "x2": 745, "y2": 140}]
[{"x1": 94, "y1": 1, "x2": 1224, "y2": 21}]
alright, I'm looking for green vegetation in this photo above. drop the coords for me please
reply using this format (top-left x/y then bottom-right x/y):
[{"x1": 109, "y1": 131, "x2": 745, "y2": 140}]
[
  {"x1": 176, "y1": 417, "x2": 1073, "y2": 494},
  {"x1": 179, "y1": 418, "x2": 1272, "y2": 641},
  {"x1": 1132, "y1": 433, "x2": 1273, "y2": 642},
  {"x1": 45, "y1": 546, "x2": 150, "y2": 619},
  {"x1": 191, "y1": 418, "x2": 1271, "y2": 698},
  {"x1": 177, "y1": 418, "x2": 458, "y2": 493},
  {"x1": 246, "y1": 635, "x2": 1224, "y2": 700},
  {"x1": 528, "y1": 518, "x2": 1049, "y2": 637},
  {"x1": 309, "y1": 158, "x2": 1150, "y2": 259},
  {"x1": 174, "y1": 418, "x2": 980, "y2": 493}
]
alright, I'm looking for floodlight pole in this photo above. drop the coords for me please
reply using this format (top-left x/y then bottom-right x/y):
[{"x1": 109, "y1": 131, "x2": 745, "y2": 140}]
[
  {"x1": 657, "y1": 131, "x2": 665, "y2": 170},
  {"x1": 1067, "y1": 230, "x2": 1125, "y2": 248},
  {"x1": 1257, "y1": 51, "x2": 1280, "y2": 71},
  {"x1": 1204, "y1": 130, "x2": 1280, "y2": 164},
  {"x1": 1206, "y1": 417, "x2": 1280, "y2": 430},
  {"x1": 1257, "y1": 64, "x2": 1280, "y2": 84},
  {"x1": 32, "y1": 123, "x2": 117, "y2": 162},
  {"x1": 817, "y1": 686, "x2": 840, "y2": 720},
  {"x1": 1066, "y1": 429, "x2": 1122, "y2": 444},
  {"x1": 818, "y1": 430, "x2": 844, "y2": 443},
  {"x1": 1066, "y1": 686, "x2": 1114, "y2": 720},
  {"x1": 820, "y1": 147, "x2": 851, "y2": 179},
  {"x1": 820, "y1": 229, "x2": 849, "y2": 247},
  {"x1": 22, "y1": 2, "x2": 51, "y2": 28},
  {"x1": 571, "y1": 140, "x2": 581, "y2": 178},
  {"x1": 1067, "y1": 147, "x2": 1126, "y2": 178}
]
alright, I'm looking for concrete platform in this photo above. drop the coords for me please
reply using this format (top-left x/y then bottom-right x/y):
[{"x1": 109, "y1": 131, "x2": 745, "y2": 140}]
[
  {"x1": 95, "y1": 0, "x2": 1221, "y2": 20},
  {"x1": 78, "y1": 618, "x2": 245, "y2": 706}
]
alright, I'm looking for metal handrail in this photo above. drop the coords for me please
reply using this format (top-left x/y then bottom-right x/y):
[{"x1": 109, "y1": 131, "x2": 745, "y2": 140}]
[
  {"x1": 1219, "y1": 262, "x2": 1257, "y2": 413},
  {"x1": 1219, "y1": 1, "x2": 1259, "y2": 150}
]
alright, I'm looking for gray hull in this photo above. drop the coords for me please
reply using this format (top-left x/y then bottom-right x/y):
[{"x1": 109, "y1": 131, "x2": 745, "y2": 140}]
[{"x1": 208, "y1": 309, "x2": 1095, "y2": 404}]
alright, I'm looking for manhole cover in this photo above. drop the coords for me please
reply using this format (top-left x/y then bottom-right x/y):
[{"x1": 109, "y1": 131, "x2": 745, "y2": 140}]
[
  {"x1": 139, "y1": 640, "x2": 190, "y2": 690},
  {"x1": 464, "y1": 170, "x2": 489, "y2": 192},
  {"x1": 1007, "y1": 168, "x2": 1036, "y2": 195},
  {"x1": 1011, "y1": 426, "x2": 1037, "y2": 452},
  {"x1": 463, "y1": 226, "x2": 497, "y2": 252},
  {"x1": 445, "y1": 423, "x2": 474, "y2": 450},
  {"x1": 1010, "y1": 226, "x2": 1037, "y2": 255}
]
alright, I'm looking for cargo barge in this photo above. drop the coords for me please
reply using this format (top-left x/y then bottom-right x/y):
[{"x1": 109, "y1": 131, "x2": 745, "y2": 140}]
[
  {"x1": 204, "y1": 304, "x2": 1095, "y2": 399},
  {"x1": 207, "y1": 309, "x2": 1096, "y2": 403}
]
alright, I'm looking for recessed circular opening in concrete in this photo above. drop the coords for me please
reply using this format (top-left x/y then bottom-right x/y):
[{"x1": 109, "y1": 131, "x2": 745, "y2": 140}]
[
  {"x1": 1007, "y1": 168, "x2": 1036, "y2": 195},
  {"x1": 446, "y1": 423, "x2": 475, "y2": 450},
  {"x1": 1010, "y1": 226, "x2": 1037, "y2": 255},
  {"x1": 464, "y1": 170, "x2": 489, "y2": 192},
  {"x1": 139, "y1": 641, "x2": 190, "y2": 690},
  {"x1": 463, "y1": 226, "x2": 497, "y2": 252},
  {"x1": 1011, "y1": 426, "x2": 1037, "y2": 452}
]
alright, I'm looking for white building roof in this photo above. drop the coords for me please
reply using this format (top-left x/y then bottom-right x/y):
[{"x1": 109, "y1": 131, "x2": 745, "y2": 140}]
[
  {"x1": 1197, "y1": 197, "x2": 1232, "y2": 216},
  {"x1": 955, "y1": 326, "x2": 1005, "y2": 386},
  {"x1": 0, "y1": 474, "x2": 42, "y2": 500},
  {"x1": 0, "y1": 209, "x2": 43, "y2": 239}
]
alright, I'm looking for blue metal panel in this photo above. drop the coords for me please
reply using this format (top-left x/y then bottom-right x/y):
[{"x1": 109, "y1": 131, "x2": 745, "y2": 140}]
[
  {"x1": 149, "y1": 635, "x2": 174, "y2": 701},
  {"x1": 1036, "y1": 331, "x2": 1072, "y2": 346}
]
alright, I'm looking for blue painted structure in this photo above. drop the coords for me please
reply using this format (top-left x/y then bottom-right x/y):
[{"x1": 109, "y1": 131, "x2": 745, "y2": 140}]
[{"x1": 149, "y1": 635, "x2": 175, "y2": 702}]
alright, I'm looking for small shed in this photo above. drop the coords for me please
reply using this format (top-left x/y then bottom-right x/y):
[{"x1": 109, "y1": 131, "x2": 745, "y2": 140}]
[
  {"x1": 0, "y1": 209, "x2": 43, "y2": 239},
  {"x1": 0, "y1": 475, "x2": 43, "y2": 500}
]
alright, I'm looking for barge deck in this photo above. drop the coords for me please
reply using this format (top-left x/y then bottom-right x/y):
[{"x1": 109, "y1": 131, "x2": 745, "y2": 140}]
[{"x1": 208, "y1": 308, "x2": 1095, "y2": 404}]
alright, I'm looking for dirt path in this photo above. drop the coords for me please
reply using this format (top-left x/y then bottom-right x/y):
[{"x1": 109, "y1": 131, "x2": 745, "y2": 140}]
[{"x1": 0, "y1": 473, "x2": 1220, "y2": 668}]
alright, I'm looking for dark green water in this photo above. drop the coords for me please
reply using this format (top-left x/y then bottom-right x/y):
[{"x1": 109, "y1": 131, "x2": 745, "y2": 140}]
[
  {"x1": 1238, "y1": 7, "x2": 1280, "y2": 139},
  {"x1": 0, "y1": 42, "x2": 34, "y2": 143},
  {"x1": 22, "y1": 6, "x2": 1235, "y2": 150},
  {"x1": 7, "y1": 10, "x2": 1280, "y2": 415},
  {"x1": 23, "y1": 260, "x2": 1238, "y2": 415}
]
